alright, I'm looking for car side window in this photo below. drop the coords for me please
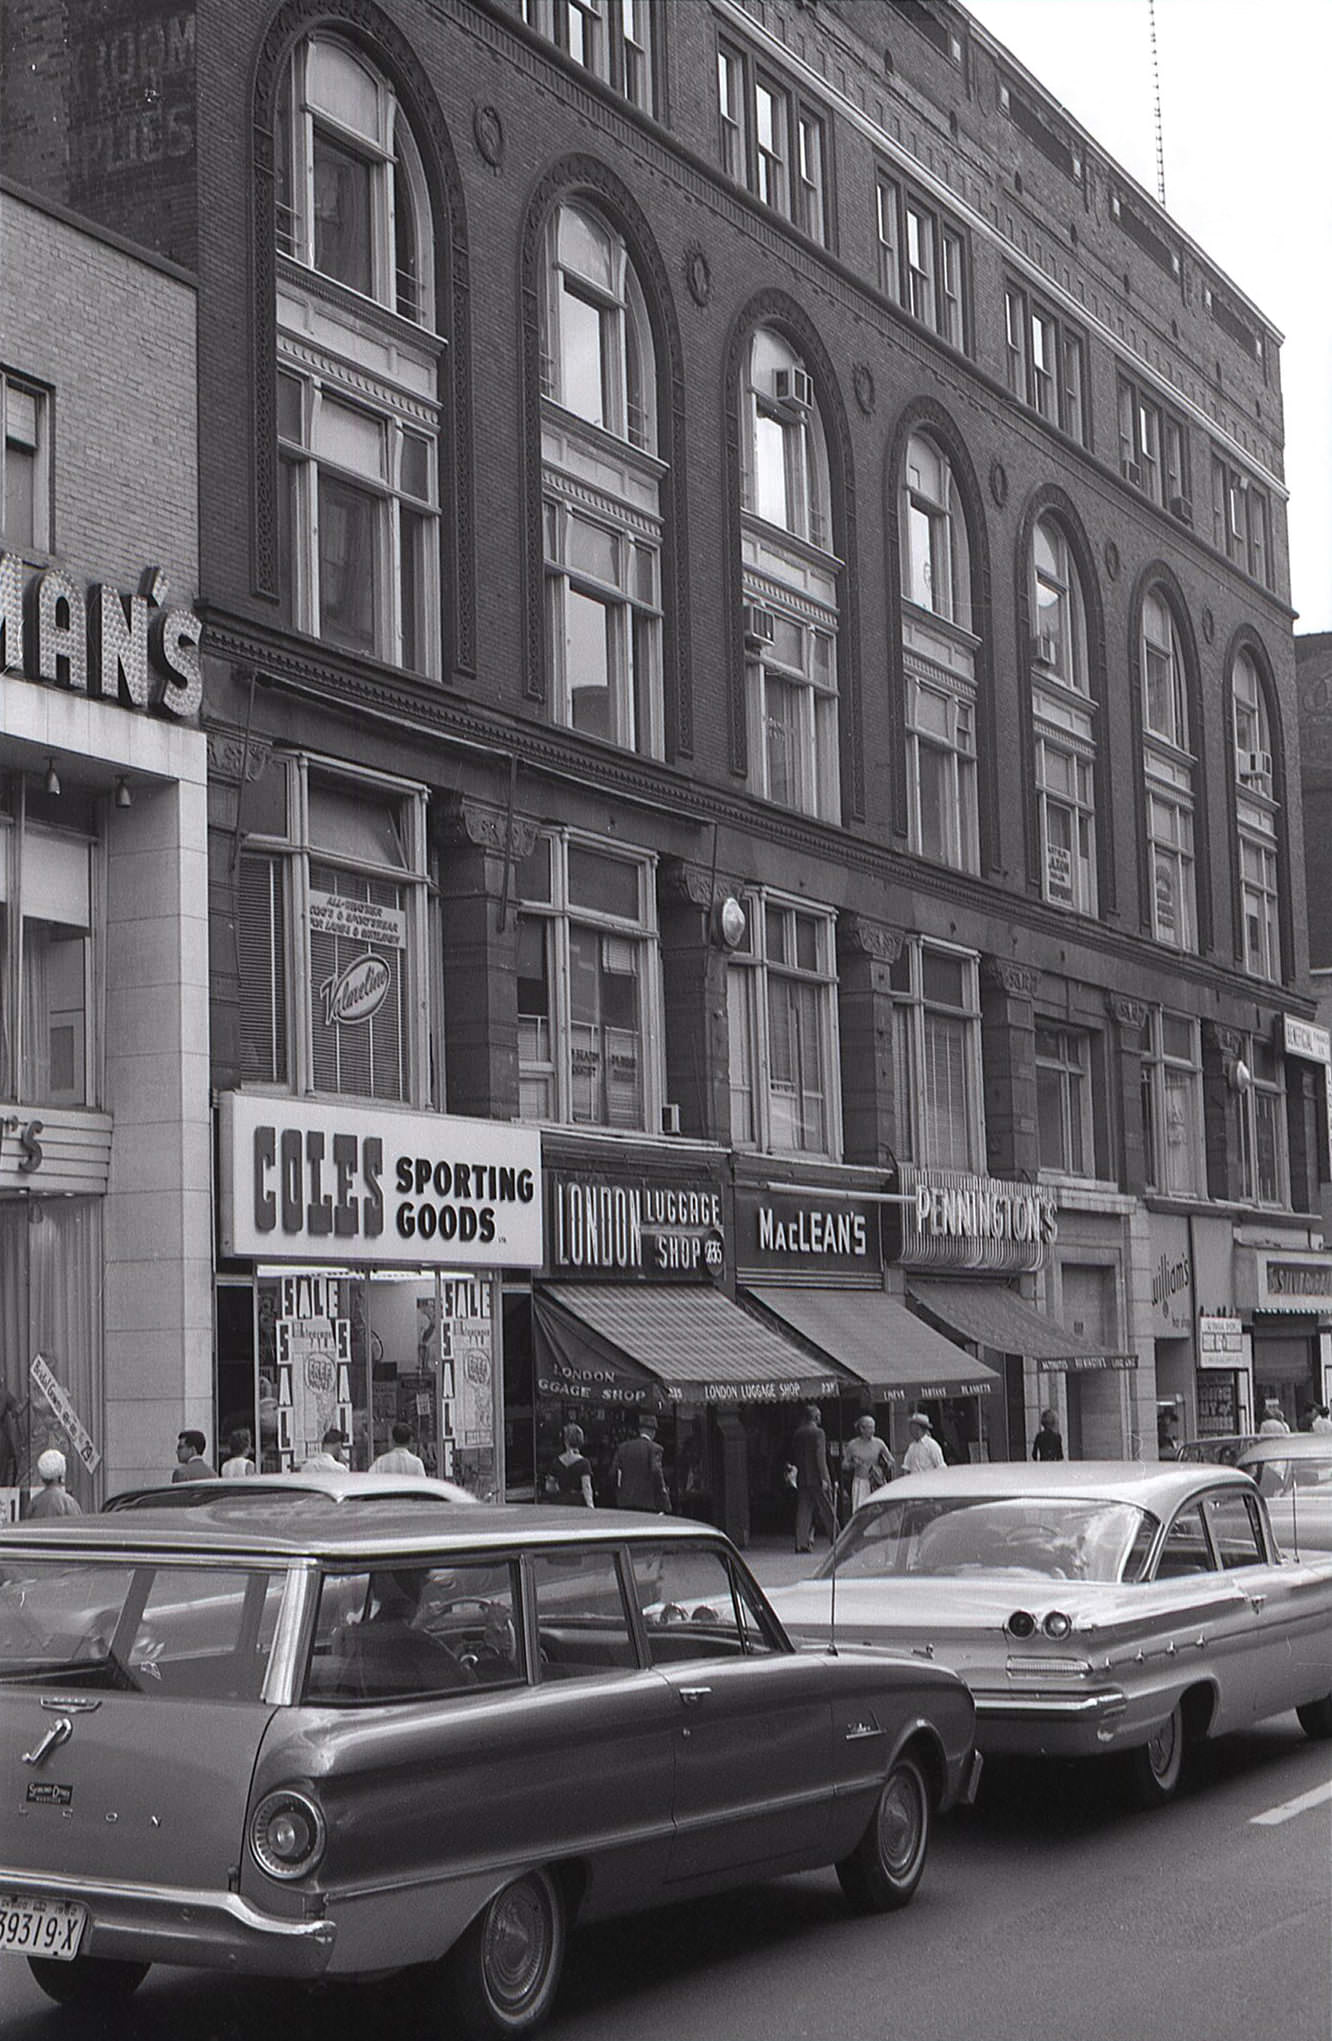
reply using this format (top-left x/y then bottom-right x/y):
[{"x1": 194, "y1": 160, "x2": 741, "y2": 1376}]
[
  {"x1": 630, "y1": 1546, "x2": 782, "y2": 1664},
  {"x1": 530, "y1": 1546, "x2": 638, "y2": 1679},
  {"x1": 306, "y1": 1559, "x2": 521, "y2": 1702},
  {"x1": 1154, "y1": 1503, "x2": 1215, "y2": 1578},
  {"x1": 1201, "y1": 1490, "x2": 1267, "y2": 1569}
]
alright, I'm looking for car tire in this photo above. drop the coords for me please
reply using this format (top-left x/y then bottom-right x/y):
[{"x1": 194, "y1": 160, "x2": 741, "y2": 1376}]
[
  {"x1": 446, "y1": 1867, "x2": 567, "y2": 2041},
  {"x1": 1296, "y1": 1694, "x2": 1332, "y2": 1739},
  {"x1": 1122, "y1": 1700, "x2": 1186, "y2": 1808},
  {"x1": 835, "y1": 1752, "x2": 932, "y2": 1913},
  {"x1": 27, "y1": 1955, "x2": 150, "y2": 2007}
]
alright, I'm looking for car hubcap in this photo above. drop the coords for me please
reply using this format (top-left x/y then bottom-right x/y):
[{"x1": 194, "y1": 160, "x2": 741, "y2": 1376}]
[
  {"x1": 878, "y1": 1769, "x2": 923, "y2": 1874},
  {"x1": 1148, "y1": 1714, "x2": 1178, "y2": 1780},
  {"x1": 483, "y1": 1880, "x2": 551, "y2": 2011}
]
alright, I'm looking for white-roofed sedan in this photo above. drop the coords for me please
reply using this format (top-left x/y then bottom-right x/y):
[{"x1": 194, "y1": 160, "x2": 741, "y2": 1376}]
[{"x1": 767, "y1": 1461, "x2": 1332, "y2": 1808}]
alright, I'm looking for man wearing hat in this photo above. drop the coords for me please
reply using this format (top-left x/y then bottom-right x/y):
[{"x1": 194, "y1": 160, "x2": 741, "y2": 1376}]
[
  {"x1": 301, "y1": 1425, "x2": 350, "y2": 1472},
  {"x1": 902, "y1": 1411, "x2": 946, "y2": 1476},
  {"x1": 28, "y1": 1448, "x2": 82, "y2": 1519}
]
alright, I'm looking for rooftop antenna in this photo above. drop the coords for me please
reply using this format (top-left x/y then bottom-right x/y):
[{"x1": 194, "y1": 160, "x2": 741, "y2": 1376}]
[{"x1": 1148, "y1": 0, "x2": 1167, "y2": 207}]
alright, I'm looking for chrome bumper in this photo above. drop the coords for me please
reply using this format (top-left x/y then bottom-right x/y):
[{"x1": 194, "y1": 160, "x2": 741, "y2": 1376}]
[
  {"x1": 973, "y1": 1687, "x2": 1128, "y2": 1722},
  {"x1": 0, "y1": 1867, "x2": 336, "y2": 1978}
]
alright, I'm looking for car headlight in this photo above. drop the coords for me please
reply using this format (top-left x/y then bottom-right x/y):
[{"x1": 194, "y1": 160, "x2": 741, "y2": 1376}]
[
  {"x1": 1006, "y1": 1609, "x2": 1036, "y2": 1638},
  {"x1": 248, "y1": 1789, "x2": 326, "y2": 1880},
  {"x1": 1042, "y1": 1610, "x2": 1073, "y2": 1640}
]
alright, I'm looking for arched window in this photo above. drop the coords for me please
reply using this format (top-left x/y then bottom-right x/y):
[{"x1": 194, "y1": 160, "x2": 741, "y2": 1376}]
[
  {"x1": 274, "y1": 37, "x2": 441, "y2": 675},
  {"x1": 1233, "y1": 649, "x2": 1280, "y2": 979},
  {"x1": 739, "y1": 329, "x2": 840, "y2": 821},
  {"x1": 899, "y1": 432, "x2": 977, "y2": 871},
  {"x1": 540, "y1": 201, "x2": 663, "y2": 756},
  {"x1": 1140, "y1": 588, "x2": 1196, "y2": 950},
  {"x1": 1030, "y1": 517, "x2": 1096, "y2": 913}
]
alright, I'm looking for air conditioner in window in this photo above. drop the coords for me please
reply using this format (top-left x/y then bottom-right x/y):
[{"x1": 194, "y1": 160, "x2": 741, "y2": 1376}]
[
  {"x1": 743, "y1": 603, "x2": 777, "y2": 649},
  {"x1": 1122, "y1": 461, "x2": 1142, "y2": 486},
  {"x1": 1238, "y1": 748, "x2": 1272, "y2": 782},
  {"x1": 1169, "y1": 495, "x2": 1193, "y2": 524},
  {"x1": 1033, "y1": 631, "x2": 1059, "y2": 667},
  {"x1": 661, "y1": 1103, "x2": 682, "y2": 1137},
  {"x1": 773, "y1": 367, "x2": 814, "y2": 415}
]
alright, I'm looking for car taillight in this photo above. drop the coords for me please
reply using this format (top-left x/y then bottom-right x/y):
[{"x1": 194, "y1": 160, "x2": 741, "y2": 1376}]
[
  {"x1": 1006, "y1": 1609, "x2": 1036, "y2": 1638},
  {"x1": 248, "y1": 1789, "x2": 326, "y2": 1880},
  {"x1": 1042, "y1": 1610, "x2": 1073, "y2": 1640}
]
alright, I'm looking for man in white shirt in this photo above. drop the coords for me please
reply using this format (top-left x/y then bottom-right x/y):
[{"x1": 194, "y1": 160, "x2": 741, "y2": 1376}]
[
  {"x1": 902, "y1": 1411, "x2": 946, "y2": 1475},
  {"x1": 371, "y1": 1421, "x2": 426, "y2": 1477},
  {"x1": 1312, "y1": 1405, "x2": 1332, "y2": 1435},
  {"x1": 301, "y1": 1425, "x2": 350, "y2": 1472}
]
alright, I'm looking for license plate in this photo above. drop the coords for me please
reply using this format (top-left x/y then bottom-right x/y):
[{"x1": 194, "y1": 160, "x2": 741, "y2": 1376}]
[{"x1": 0, "y1": 1895, "x2": 86, "y2": 1961}]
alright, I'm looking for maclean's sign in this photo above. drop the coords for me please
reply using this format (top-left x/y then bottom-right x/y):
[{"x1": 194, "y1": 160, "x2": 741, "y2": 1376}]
[{"x1": 1, "y1": 554, "x2": 202, "y2": 722}]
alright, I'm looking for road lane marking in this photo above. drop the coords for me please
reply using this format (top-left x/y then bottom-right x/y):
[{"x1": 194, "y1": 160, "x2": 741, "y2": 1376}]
[{"x1": 1250, "y1": 1779, "x2": 1332, "y2": 1826}]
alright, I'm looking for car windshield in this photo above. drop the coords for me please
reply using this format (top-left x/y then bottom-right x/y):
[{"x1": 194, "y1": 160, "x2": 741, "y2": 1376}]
[
  {"x1": 0, "y1": 1558, "x2": 288, "y2": 1699},
  {"x1": 819, "y1": 1495, "x2": 1159, "y2": 1583},
  {"x1": 1241, "y1": 1454, "x2": 1332, "y2": 1497}
]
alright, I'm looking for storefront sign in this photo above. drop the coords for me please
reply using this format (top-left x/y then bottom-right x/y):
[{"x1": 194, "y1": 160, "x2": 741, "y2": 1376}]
[
  {"x1": 735, "y1": 1185, "x2": 882, "y2": 1283},
  {"x1": 1039, "y1": 1352, "x2": 1138, "y2": 1374},
  {"x1": 1283, "y1": 1016, "x2": 1331, "y2": 1064},
  {"x1": 1149, "y1": 1215, "x2": 1193, "y2": 1335},
  {"x1": 219, "y1": 1093, "x2": 543, "y2": 1267},
  {"x1": 1199, "y1": 1314, "x2": 1244, "y2": 1368},
  {"x1": 309, "y1": 891, "x2": 406, "y2": 950},
  {"x1": 549, "y1": 1172, "x2": 725, "y2": 1282},
  {"x1": 274, "y1": 1275, "x2": 352, "y2": 1468},
  {"x1": 1, "y1": 554, "x2": 201, "y2": 721},
  {"x1": 319, "y1": 954, "x2": 392, "y2": 1029},
  {"x1": 1255, "y1": 1254, "x2": 1332, "y2": 1311},
  {"x1": 895, "y1": 1166, "x2": 1057, "y2": 1274},
  {"x1": 29, "y1": 1353, "x2": 101, "y2": 1474}
]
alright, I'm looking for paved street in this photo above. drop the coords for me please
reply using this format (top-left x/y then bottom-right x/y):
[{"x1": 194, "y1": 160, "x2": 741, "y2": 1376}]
[{"x1": 1, "y1": 1713, "x2": 1326, "y2": 2041}]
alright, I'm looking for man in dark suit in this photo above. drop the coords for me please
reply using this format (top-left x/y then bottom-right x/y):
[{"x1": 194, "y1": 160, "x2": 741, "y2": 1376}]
[
  {"x1": 610, "y1": 1414, "x2": 671, "y2": 1512},
  {"x1": 789, "y1": 1403, "x2": 836, "y2": 1553}
]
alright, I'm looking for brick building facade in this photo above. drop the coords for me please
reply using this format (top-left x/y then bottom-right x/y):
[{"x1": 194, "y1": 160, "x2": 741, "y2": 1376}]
[{"x1": 4, "y1": 0, "x2": 1324, "y2": 1521}]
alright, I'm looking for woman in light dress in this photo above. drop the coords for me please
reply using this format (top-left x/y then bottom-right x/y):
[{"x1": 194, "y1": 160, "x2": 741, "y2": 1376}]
[{"x1": 842, "y1": 1414, "x2": 895, "y2": 1514}]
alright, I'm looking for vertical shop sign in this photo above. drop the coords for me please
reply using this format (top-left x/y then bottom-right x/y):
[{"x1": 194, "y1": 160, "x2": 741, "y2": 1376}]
[
  {"x1": 439, "y1": 1277, "x2": 494, "y2": 1487},
  {"x1": 273, "y1": 1273, "x2": 352, "y2": 1467}
]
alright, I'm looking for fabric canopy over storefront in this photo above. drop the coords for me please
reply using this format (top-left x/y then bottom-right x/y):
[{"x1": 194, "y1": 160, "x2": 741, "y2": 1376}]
[
  {"x1": 534, "y1": 1285, "x2": 848, "y2": 1408},
  {"x1": 908, "y1": 1280, "x2": 1136, "y2": 1372},
  {"x1": 745, "y1": 1288, "x2": 1000, "y2": 1400}
]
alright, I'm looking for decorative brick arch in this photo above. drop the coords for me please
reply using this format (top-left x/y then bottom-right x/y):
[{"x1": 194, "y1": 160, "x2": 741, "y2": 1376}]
[
  {"x1": 883, "y1": 397, "x2": 996, "y2": 868},
  {"x1": 517, "y1": 156, "x2": 692, "y2": 754},
  {"x1": 721, "y1": 293, "x2": 863, "y2": 819},
  {"x1": 249, "y1": 2, "x2": 475, "y2": 673},
  {"x1": 1012, "y1": 486, "x2": 1115, "y2": 916},
  {"x1": 1126, "y1": 561, "x2": 1210, "y2": 951}
]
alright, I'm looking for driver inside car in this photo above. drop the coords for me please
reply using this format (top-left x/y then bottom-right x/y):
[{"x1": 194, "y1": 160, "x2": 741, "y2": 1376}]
[{"x1": 337, "y1": 1569, "x2": 479, "y2": 1698}]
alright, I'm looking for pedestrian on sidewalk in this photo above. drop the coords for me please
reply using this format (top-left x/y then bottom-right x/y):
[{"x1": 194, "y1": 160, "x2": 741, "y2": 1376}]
[
  {"x1": 902, "y1": 1411, "x2": 946, "y2": 1476},
  {"x1": 610, "y1": 1415, "x2": 671, "y2": 1512},
  {"x1": 1032, "y1": 1409, "x2": 1065, "y2": 1461},
  {"x1": 221, "y1": 1428, "x2": 256, "y2": 1477},
  {"x1": 372, "y1": 1421, "x2": 426, "y2": 1476},
  {"x1": 172, "y1": 1430, "x2": 216, "y2": 1482},
  {"x1": 842, "y1": 1414, "x2": 895, "y2": 1513},
  {"x1": 789, "y1": 1404, "x2": 837, "y2": 1552},
  {"x1": 28, "y1": 1448, "x2": 81, "y2": 1518}
]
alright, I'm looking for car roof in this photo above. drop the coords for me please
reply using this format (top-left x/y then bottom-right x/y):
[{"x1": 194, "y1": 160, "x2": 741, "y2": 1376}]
[
  {"x1": 1236, "y1": 1435, "x2": 1332, "y2": 1462},
  {"x1": 862, "y1": 1460, "x2": 1257, "y2": 1509},
  {"x1": 0, "y1": 1502, "x2": 737, "y2": 1562},
  {"x1": 104, "y1": 1471, "x2": 479, "y2": 1510}
]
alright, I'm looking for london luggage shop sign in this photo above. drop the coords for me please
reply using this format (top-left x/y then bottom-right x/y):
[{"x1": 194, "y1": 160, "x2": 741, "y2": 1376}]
[{"x1": 1, "y1": 556, "x2": 202, "y2": 721}]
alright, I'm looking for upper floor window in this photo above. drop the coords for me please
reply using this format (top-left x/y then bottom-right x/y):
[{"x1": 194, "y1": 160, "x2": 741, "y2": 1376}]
[
  {"x1": 524, "y1": 0, "x2": 656, "y2": 113},
  {"x1": 740, "y1": 331, "x2": 839, "y2": 822},
  {"x1": 1140, "y1": 1009, "x2": 1204, "y2": 1198},
  {"x1": 237, "y1": 758, "x2": 433, "y2": 1105},
  {"x1": 900, "y1": 434, "x2": 977, "y2": 872},
  {"x1": 1, "y1": 372, "x2": 50, "y2": 553},
  {"x1": 275, "y1": 39, "x2": 440, "y2": 675},
  {"x1": 1238, "y1": 1035, "x2": 1287, "y2": 1207},
  {"x1": 901, "y1": 434, "x2": 970, "y2": 629},
  {"x1": 540, "y1": 203, "x2": 663, "y2": 759},
  {"x1": 1035, "y1": 1024, "x2": 1095, "y2": 1176},
  {"x1": 1233, "y1": 650, "x2": 1280, "y2": 980},
  {"x1": 1117, "y1": 376, "x2": 1187, "y2": 513},
  {"x1": 1140, "y1": 589, "x2": 1196, "y2": 951},
  {"x1": 542, "y1": 205, "x2": 655, "y2": 451},
  {"x1": 275, "y1": 37, "x2": 432, "y2": 325},
  {"x1": 1031, "y1": 519, "x2": 1096, "y2": 915},
  {"x1": 1003, "y1": 282, "x2": 1086, "y2": 442},
  {"x1": 1211, "y1": 455, "x2": 1271, "y2": 588},
  {"x1": 727, "y1": 893, "x2": 839, "y2": 1157},
  {"x1": 516, "y1": 833, "x2": 659, "y2": 1130},
  {"x1": 716, "y1": 40, "x2": 829, "y2": 244},
  {"x1": 877, "y1": 173, "x2": 966, "y2": 349},
  {"x1": 888, "y1": 940, "x2": 984, "y2": 1172}
]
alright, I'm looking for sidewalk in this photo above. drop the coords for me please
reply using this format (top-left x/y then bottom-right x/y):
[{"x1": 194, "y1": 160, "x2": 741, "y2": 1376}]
[{"x1": 737, "y1": 1534, "x2": 835, "y2": 1593}]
